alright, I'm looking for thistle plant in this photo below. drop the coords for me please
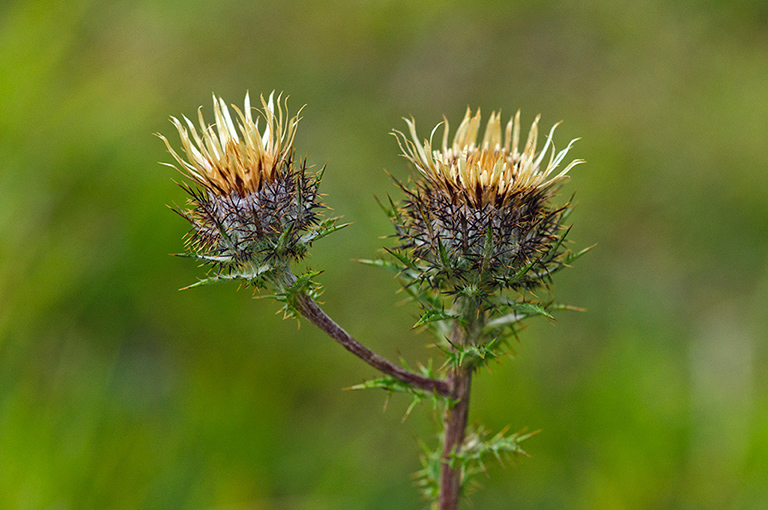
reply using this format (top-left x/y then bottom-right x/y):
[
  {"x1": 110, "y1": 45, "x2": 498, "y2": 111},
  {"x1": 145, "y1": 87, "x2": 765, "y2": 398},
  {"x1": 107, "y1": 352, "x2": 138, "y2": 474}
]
[{"x1": 159, "y1": 93, "x2": 588, "y2": 509}]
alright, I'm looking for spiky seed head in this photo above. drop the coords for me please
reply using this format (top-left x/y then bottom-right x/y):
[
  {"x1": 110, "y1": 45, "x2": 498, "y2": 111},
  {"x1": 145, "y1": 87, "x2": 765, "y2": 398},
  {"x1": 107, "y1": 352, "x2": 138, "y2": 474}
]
[
  {"x1": 159, "y1": 92, "x2": 324, "y2": 273},
  {"x1": 392, "y1": 108, "x2": 584, "y2": 292}
]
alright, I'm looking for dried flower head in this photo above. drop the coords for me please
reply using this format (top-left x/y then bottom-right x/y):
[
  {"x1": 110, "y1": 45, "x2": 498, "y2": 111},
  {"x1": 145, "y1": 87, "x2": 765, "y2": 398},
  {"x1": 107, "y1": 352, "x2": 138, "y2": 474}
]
[
  {"x1": 392, "y1": 108, "x2": 584, "y2": 291},
  {"x1": 159, "y1": 92, "x2": 327, "y2": 278},
  {"x1": 160, "y1": 92, "x2": 302, "y2": 197}
]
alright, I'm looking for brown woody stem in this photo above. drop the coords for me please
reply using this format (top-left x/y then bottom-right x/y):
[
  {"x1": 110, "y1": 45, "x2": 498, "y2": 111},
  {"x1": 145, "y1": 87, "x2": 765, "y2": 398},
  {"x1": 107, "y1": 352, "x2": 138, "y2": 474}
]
[
  {"x1": 438, "y1": 366, "x2": 472, "y2": 510},
  {"x1": 294, "y1": 293, "x2": 451, "y2": 397},
  {"x1": 436, "y1": 299, "x2": 482, "y2": 510}
]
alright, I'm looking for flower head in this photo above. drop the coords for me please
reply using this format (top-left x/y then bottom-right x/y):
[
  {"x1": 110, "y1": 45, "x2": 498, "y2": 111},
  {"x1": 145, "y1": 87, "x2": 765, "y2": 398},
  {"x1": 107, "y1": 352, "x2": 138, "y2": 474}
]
[
  {"x1": 391, "y1": 108, "x2": 583, "y2": 292},
  {"x1": 159, "y1": 92, "x2": 301, "y2": 197},
  {"x1": 395, "y1": 108, "x2": 582, "y2": 209},
  {"x1": 159, "y1": 93, "x2": 330, "y2": 280}
]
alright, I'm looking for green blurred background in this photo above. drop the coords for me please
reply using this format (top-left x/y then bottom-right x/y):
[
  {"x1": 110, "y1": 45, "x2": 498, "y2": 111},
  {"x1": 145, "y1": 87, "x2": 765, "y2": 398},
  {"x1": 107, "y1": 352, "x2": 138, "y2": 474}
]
[{"x1": 2, "y1": 0, "x2": 767, "y2": 508}]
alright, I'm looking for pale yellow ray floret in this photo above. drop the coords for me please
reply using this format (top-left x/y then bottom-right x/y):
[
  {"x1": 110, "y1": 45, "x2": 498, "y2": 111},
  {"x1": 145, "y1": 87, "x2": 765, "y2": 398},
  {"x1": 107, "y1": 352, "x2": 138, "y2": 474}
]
[
  {"x1": 394, "y1": 108, "x2": 584, "y2": 207},
  {"x1": 158, "y1": 92, "x2": 303, "y2": 196}
]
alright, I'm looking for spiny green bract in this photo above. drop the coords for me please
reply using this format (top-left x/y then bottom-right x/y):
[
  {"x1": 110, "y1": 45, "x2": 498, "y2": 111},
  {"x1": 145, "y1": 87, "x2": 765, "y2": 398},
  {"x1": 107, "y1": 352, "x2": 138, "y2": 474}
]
[
  {"x1": 175, "y1": 158, "x2": 327, "y2": 273},
  {"x1": 393, "y1": 177, "x2": 574, "y2": 293}
]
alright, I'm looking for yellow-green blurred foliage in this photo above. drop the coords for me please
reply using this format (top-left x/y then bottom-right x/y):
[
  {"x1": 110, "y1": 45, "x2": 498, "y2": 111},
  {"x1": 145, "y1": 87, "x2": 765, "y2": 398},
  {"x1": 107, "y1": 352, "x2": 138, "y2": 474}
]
[{"x1": 2, "y1": 0, "x2": 768, "y2": 508}]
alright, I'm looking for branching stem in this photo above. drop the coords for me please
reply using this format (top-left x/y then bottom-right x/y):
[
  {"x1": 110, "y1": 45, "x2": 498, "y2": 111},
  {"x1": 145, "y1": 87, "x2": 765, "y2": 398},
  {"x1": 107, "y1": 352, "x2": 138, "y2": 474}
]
[{"x1": 294, "y1": 293, "x2": 451, "y2": 397}]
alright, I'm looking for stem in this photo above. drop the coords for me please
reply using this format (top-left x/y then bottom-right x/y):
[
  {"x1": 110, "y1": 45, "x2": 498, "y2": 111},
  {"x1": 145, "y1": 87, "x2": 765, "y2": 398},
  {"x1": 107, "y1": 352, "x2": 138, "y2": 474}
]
[
  {"x1": 437, "y1": 297, "x2": 482, "y2": 509},
  {"x1": 439, "y1": 366, "x2": 472, "y2": 510},
  {"x1": 294, "y1": 293, "x2": 451, "y2": 397}
]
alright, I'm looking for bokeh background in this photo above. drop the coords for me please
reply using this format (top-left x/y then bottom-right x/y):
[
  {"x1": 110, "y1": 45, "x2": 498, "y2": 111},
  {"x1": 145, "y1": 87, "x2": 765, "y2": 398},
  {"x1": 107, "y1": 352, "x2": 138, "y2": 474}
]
[{"x1": 2, "y1": 0, "x2": 768, "y2": 508}]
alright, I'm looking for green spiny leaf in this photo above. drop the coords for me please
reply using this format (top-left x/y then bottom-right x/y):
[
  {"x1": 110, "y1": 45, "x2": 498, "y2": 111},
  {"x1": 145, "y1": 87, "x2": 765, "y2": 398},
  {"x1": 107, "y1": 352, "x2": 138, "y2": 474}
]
[
  {"x1": 532, "y1": 243, "x2": 595, "y2": 280},
  {"x1": 484, "y1": 311, "x2": 525, "y2": 331},
  {"x1": 299, "y1": 217, "x2": 349, "y2": 244},
  {"x1": 562, "y1": 243, "x2": 595, "y2": 265},
  {"x1": 384, "y1": 247, "x2": 419, "y2": 271},
  {"x1": 172, "y1": 252, "x2": 233, "y2": 263},
  {"x1": 354, "y1": 257, "x2": 404, "y2": 274},
  {"x1": 413, "y1": 440, "x2": 442, "y2": 501},
  {"x1": 548, "y1": 302, "x2": 586, "y2": 313},
  {"x1": 451, "y1": 426, "x2": 537, "y2": 494},
  {"x1": 348, "y1": 376, "x2": 414, "y2": 393},
  {"x1": 180, "y1": 263, "x2": 274, "y2": 290},
  {"x1": 412, "y1": 309, "x2": 457, "y2": 329},
  {"x1": 500, "y1": 301, "x2": 553, "y2": 320},
  {"x1": 274, "y1": 220, "x2": 295, "y2": 254}
]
